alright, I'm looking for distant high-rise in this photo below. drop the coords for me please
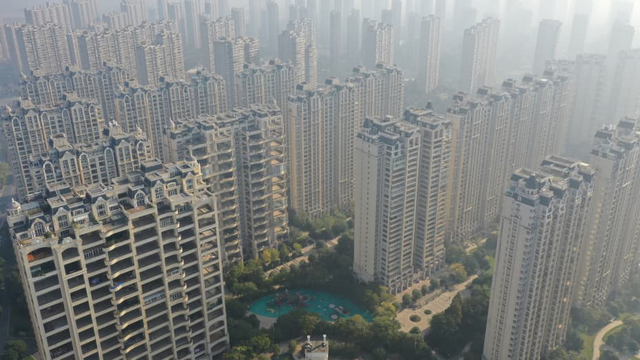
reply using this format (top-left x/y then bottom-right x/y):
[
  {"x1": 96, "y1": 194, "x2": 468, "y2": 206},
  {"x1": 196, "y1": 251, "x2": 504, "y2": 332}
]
[
  {"x1": 182, "y1": 0, "x2": 202, "y2": 48},
  {"x1": 607, "y1": 22, "x2": 634, "y2": 69},
  {"x1": 167, "y1": 1, "x2": 188, "y2": 44},
  {"x1": 287, "y1": 80, "x2": 359, "y2": 216},
  {"x1": 418, "y1": 15, "x2": 441, "y2": 93},
  {"x1": 231, "y1": 7, "x2": 247, "y2": 37},
  {"x1": 24, "y1": 2, "x2": 73, "y2": 32},
  {"x1": 120, "y1": 0, "x2": 148, "y2": 26},
  {"x1": 65, "y1": 0, "x2": 99, "y2": 29},
  {"x1": 157, "y1": 0, "x2": 169, "y2": 19},
  {"x1": 330, "y1": 10, "x2": 342, "y2": 72},
  {"x1": 459, "y1": 18, "x2": 499, "y2": 94},
  {"x1": 609, "y1": 49, "x2": 640, "y2": 122},
  {"x1": 564, "y1": 55, "x2": 608, "y2": 157},
  {"x1": 361, "y1": 19, "x2": 394, "y2": 68},
  {"x1": 4, "y1": 23, "x2": 71, "y2": 75},
  {"x1": 267, "y1": 1, "x2": 281, "y2": 54},
  {"x1": 200, "y1": 16, "x2": 236, "y2": 72},
  {"x1": 102, "y1": 11, "x2": 130, "y2": 30},
  {"x1": 347, "y1": 9, "x2": 361, "y2": 64},
  {"x1": 280, "y1": 19, "x2": 318, "y2": 87},
  {"x1": 567, "y1": 13, "x2": 589, "y2": 59},
  {"x1": 484, "y1": 157, "x2": 595, "y2": 360},
  {"x1": 348, "y1": 64, "x2": 405, "y2": 126},
  {"x1": 248, "y1": 0, "x2": 263, "y2": 39},
  {"x1": 135, "y1": 28, "x2": 185, "y2": 87},
  {"x1": 532, "y1": 19, "x2": 562, "y2": 75},
  {"x1": 576, "y1": 119, "x2": 640, "y2": 307},
  {"x1": 214, "y1": 37, "x2": 260, "y2": 107},
  {"x1": 235, "y1": 59, "x2": 297, "y2": 112}
]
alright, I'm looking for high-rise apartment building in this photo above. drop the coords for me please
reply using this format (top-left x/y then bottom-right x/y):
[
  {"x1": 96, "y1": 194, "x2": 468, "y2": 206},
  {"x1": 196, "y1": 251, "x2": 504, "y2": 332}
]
[
  {"x1": 114, "y1": 74, "x2": 227, "y2": 160},
  {"x1": 26, "y1": 123, "x2": 153, "y2": 195},
  {"x1": 459, "y1": 17, "x2": 499, "y2": 95},
  {"x1": 532, "y1": 19, "x2": 562, "y2": 75},
  {"x1": 418, "y1": 15, "x2": 441, "y2": 93},
  {"x1": 234, "y1": 59, "x2": 297, "y2": 112},
  {"x1": 3, "y1": 95, "x2": 109, "y2": 201},
  {"x1": 354, "y1": 117, "x2": 421, "y2": 292},
  {"x1": 348, "y1": 64, "x2": 405, "y2": 127},
  {"x1": 136, "y1": 28, "x2": 186, "y2": 87},
  {"x1": 287, "y1": 80, "x2": 360, "y2": 216},
  {"x1": 20, "y1": 65, "x2": 131, "y2": 123},
  {"x1": 361, "y1": 19, "x2": 394, "y2": 69},
  {"x1": 24, "y1": 3, "x2": 74, "y2": 32},
  {"x1": 576, "y1": 119, "x2": 640, "y2": 307},
  {"x1": 213, "y1": 37, "x2": 260, "y2": 107},
  {"x1": 165, "y1": 106, "x2": 288, "y2": 260},
  {"x1": 484, "y1": 157, "x2": 595, "y2": 360},
  {"x1": 404, "y1": 108, "x2": 450, "y2": 280},
  {"x1": 4, "y1": 23, "x2": 72, "y2": 75},
  {"x1": 8, "y1": 159, "x2": 229, "y2": 360}
]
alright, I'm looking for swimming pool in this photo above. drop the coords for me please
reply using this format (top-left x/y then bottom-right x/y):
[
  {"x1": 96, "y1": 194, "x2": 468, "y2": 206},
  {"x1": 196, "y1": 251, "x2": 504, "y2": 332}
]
[{"x1": 249, "y1": 288, "x2": 374, "y2": 322}]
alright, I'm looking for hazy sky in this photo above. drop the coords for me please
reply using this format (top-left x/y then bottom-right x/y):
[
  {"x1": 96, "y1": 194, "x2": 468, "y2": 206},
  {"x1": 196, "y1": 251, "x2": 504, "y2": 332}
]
[{"x1": 2, "y1": 0, "x2": 639, "y2": 47}]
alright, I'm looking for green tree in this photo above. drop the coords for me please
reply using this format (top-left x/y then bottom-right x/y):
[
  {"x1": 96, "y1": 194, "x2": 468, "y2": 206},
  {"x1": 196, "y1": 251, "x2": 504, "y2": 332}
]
[
  {"x1": 371, "y1": 347, "x2": 387, "y2": 360},
  {"x1": 412, "y1": 289, "x2": 422, "y2": 302},
  {"x1": 402, "y1": 294, "x2": 412, "y2": 307},
  {"x1": 3, "y1": 341, "x2": 26, "y2": 357},
  {"x1": 565, "y1": 328, "x2": 584, "y2": 352},
  {"x1": 289, "y1": 340, "x2": 298, "y2": 354},
  {"x1": 446, "y1": 244, "x2": 467, "y2": 264},
  {"x1": 600, "y1": 350, "x2": 619, "y2": 360},
  {"x1": 246, "y1": 334, "x2": 272, "y2": 354},
  {"x1": 231, "y1": 282, "x2": 259, "y2": 298},
  {"x1": 421, "y1": 285, "x2": 429, "y2": 296},
  {"x1": 450, "y1": 263, "x2": 468, "y2": 283},
  {"x1": 374, "y1": 301, "x2": 397, "y2": 318}
]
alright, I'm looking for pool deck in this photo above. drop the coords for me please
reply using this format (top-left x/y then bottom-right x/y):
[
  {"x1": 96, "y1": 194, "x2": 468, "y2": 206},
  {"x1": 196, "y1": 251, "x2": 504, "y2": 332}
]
[{"x1": 255, "y1": 314, "x2": 279, "y2": 329}]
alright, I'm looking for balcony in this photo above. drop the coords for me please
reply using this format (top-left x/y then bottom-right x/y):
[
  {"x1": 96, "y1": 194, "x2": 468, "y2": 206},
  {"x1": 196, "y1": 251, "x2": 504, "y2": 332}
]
[
  {"x1": 41, "y1": 302, "x2": 65, "y2": 320},
  {"x1": 132, "y1": 215, "x2": 156, "y2": 229},
  {"x1": 134, "y1": 228, "x2": 158, "y2": 244},
  {"x1": 138, "y1": 254, "x2": 161, "y2": 271},
  {"x1": 34, "y1": 274, "x2": 59, "y2": 293},
  {"x1": 140, "y1": 266, "x2": 163, "y2": 283},
  {"x1": 80, "y1": 231, "x2": 103, "y2": 247},
  {"x1": 61, "y1": 248, "x2": 79, "y2": 261},
  {"x1": 50, "y1": 343, "x2": 73, "y2": 359}
]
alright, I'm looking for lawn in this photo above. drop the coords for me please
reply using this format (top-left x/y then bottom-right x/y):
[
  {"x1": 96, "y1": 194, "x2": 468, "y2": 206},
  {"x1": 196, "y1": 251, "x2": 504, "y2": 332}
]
[{"x1": 580, "y1": 332, "x2": 596, "y2": 360}]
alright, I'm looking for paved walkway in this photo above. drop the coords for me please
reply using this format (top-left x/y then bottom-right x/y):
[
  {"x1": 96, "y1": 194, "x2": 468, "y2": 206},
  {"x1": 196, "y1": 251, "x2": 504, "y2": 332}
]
[
  {"x1": 265, "y1": 237, "x2": 339, "y2": 277},
  {"x1": 396, "y1": 275, "x2": 478, "y2": 333},
  {"x1": 593, "y1": 320, "x2": 624, "y2": 360}
]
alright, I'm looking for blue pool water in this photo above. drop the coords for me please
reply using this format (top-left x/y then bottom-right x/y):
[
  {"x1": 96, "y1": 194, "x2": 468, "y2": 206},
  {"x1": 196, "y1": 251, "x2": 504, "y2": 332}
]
[{"x1": 249, "y1": 288, "x2": 374, "y2": 322}]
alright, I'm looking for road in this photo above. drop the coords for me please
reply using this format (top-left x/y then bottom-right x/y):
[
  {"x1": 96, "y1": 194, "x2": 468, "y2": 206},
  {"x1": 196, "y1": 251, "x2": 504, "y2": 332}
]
[{"x1": 593, "y1": 320, "x2": 624, "y2": 360}]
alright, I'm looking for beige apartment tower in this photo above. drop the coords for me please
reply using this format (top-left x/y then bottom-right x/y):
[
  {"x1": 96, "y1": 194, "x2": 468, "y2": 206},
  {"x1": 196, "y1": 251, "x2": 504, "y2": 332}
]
[
  {"x1": 8, "y1": 159, "x2": 229, "y2": 360},
  {"x1": 484, "y1": 157, "x2": 594, "y2": 360}
]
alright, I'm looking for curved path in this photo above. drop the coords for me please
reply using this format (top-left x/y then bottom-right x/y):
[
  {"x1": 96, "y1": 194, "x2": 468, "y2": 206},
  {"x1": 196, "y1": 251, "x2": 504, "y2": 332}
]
[{"x1": 593, "y1": 320, "x2": 623, "y2": 360}]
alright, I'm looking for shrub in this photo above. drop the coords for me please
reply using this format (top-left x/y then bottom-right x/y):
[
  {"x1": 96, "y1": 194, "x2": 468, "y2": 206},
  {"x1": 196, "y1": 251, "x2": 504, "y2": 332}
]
[
  {"x1": 412, "y1": 289, "x2": 422, "y2": 301},
  {"x1": 410, "y1": 315, "x2": 421, "y2": 322},
  {"x1": 410, "y1": 326, "x2": 421, "y2": 334},
  {"x1": 421, "y1": 285, "x2": 429, "y2": 296},
  {"x1": 424, "y1": 309, "x2": 432, "y2": 315},
  {"x1": 402, "y1": 294, "x2": 412, "y2": 307}
]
